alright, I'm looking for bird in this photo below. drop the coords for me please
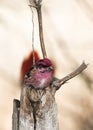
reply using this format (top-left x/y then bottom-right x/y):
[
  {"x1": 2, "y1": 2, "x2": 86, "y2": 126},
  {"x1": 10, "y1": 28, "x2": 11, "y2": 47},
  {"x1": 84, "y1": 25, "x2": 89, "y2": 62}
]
[{"x1": 23, "y1": 58, "x2": 54, "y2": 89}]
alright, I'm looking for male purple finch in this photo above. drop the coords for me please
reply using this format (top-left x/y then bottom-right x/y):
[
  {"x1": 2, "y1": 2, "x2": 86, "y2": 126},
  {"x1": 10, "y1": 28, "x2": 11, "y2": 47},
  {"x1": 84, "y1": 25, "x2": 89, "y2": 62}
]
[{"x1": 24, "y1": 58, "x2": 54, "y2": 89}]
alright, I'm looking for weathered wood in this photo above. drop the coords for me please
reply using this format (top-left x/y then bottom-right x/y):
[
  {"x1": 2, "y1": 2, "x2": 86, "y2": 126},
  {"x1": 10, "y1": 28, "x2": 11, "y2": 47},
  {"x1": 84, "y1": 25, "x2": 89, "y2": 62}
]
[
  {"x1": 12, "y1": 99, "x2": 20, "y2": 130},
  {"x1": 19, "y1": 85, "x2": 58, "y2": 130}
]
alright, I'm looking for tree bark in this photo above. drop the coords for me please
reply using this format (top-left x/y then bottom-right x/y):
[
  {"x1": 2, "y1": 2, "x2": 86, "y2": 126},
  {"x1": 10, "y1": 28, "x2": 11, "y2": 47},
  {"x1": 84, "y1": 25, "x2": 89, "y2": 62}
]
[
  {"x1": 19, "y1": 85, "x2": 58, "y2": 130},
  {"x1": 12, "y1": 99, "x2": 20, "y2": 130}
]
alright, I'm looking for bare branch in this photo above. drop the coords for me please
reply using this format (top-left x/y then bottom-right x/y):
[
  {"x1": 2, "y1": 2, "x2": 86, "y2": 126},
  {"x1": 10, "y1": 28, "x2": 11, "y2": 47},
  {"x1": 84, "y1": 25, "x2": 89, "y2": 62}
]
[
  {"x1": 36, "y1": 5, "x2": 47, "y2": 58},
  {"x1": 52, "y1": 62, "x2": 88, "y2": 90},
  {"x1": 60, "y1": 62, "x2": 88, "y2": 84},
  {"x1": 29, "y1": 0, "x2": 47, "y2": 58}
]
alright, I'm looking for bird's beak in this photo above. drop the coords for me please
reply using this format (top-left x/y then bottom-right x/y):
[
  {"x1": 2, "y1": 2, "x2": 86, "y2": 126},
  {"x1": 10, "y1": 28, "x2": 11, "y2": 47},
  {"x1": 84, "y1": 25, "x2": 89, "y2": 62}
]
[{"x1": 48, "y1": 66, "x2": 54, "y2": 71}]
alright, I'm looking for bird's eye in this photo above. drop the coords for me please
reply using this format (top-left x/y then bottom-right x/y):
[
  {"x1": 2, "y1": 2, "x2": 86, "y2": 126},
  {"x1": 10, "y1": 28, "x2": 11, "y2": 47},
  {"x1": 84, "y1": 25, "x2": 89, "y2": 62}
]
[{"x1": 38, "y1": 65, "x2": 43, "y2": 69}]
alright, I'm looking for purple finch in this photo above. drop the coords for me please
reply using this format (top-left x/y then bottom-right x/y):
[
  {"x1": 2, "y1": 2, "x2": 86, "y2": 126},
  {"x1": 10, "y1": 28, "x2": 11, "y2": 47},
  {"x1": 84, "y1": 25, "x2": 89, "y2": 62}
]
[{"x1": 24, "y1": 58, "x2": 54, "y2": 89}]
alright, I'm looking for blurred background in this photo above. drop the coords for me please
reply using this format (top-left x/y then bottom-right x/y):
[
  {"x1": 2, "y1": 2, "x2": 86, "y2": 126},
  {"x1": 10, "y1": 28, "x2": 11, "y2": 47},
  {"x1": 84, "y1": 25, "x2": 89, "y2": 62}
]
[{"x1": 0, "y1": 0, "x2": 93, "y2": 130}]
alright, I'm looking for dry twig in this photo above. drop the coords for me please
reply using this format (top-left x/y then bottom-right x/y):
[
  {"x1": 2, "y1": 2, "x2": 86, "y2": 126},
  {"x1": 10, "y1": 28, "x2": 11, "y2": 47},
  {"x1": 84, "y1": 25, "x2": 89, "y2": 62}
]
[
  {"x1": 52, "y1": 62, "x2": 88, "y2": 90},
  {"x1": 29, "y1": 0, "x2": 47, "y2": 58}
]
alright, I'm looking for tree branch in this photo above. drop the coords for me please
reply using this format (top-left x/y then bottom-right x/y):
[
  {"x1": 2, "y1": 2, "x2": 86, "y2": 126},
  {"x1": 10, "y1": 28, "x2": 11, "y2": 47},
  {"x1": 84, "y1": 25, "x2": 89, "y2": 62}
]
[
  {"x1": 36, "y1": 5, "x2": 47, "y2": 58},
  {"x1": 52, "y1": 62, "x2": 88, "y2": 90},
  {"x1": 29, "y1": 0, "x2": 47, "y2": 58}
]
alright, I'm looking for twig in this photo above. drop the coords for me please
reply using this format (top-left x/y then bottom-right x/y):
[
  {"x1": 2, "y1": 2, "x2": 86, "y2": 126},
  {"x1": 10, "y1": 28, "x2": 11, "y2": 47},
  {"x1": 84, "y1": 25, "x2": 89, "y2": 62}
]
[
  {"x1": 52, "y1": 62, "x2": 88, "y2": 90},
  {"x1": 31, "y1": 7, "x2": 35, "y2": 65},
  {"x1": 36, "y1": 5, "x2": 47, "y2": 58},
  {"x1": 29, "y1": 0, "x2": 47, "y2": 58}
]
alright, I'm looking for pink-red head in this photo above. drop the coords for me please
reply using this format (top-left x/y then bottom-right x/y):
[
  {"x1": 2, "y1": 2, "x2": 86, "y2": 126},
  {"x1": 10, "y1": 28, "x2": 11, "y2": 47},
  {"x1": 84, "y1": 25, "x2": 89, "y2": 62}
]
[
  {"x1": 24, "y1": 58, "x2": 54, "y2": 89},
  {"x1": 36, "y1": 58, "x2": 53, "y2": 68},
  {"x1": 35, "y1": 58, "x2": 54, "y2": 73}
]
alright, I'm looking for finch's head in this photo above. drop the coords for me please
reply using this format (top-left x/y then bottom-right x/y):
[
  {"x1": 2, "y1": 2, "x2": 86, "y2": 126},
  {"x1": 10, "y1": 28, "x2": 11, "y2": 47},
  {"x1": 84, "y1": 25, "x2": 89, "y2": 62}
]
[
  {"x1": 35, "y1": 58, "x2": 54, "y2": 73},
  {"x1": 24, "y1": 58, "x2": 54, "y2": 89}
]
